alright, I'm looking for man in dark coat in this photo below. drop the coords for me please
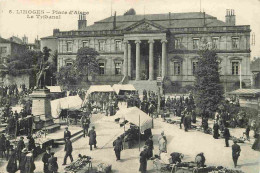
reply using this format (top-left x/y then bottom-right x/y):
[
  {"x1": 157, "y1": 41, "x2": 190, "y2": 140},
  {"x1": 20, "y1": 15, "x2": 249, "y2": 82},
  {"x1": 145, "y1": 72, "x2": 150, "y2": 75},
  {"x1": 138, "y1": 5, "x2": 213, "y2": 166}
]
[
  {"x1": 27, "y1": 135, "x2": 36, "y2": 151},
  {"x1": 139, "y1": 146, "x2": 148, "y2": 173},
  {"x1": 145, "y1": 136, "x2": 153, "y2": 159},
  {"x1": 6, "y1": 148, "x2": 17, "y2": 173},
  {"x1": 64, "y1": 127, "x2": 71, "y2": 140},
  {"x1": 180, "y1": 113, "x2": 185, "y2": 129},
  {"x1": 88, "y1": 126, "x2": 97, "y2": 150},
  {"x1": 170, "y1": 152, "x2": 184, "y2": 164},
  {"x1": 223, "y1": 127, "x2": 231, "y2": 147},
  {"x1": 62, "y1": 138, "x2": 73, "y2": 165},
  {"x1": 81, "y1": 114, "x2": 90, "y2": 137},
  {"x1": 42, "y1": 147, "x2": 51, "y2": 173},
  {"x1": 0, "y1": 134, "x2": 6, "y2": 158},
  {"x1": 19, "y1": 148, "x2": 28, "y2": 173},
  {"x1": 213, "y1": 121, "x2": 220, "y2": 139},
  {"x1": 232, "y1": 140, "x2": 241, "y2": 168},
  {"x1": 17, "y1": 137, "x2": 25, "y2": 161},
  {"x1": 183, "y1": 115, "x2": 189, "y2": 132},
  {"x1": 113, "y1": 137, "x2": 123, "y2": 161},
  {"x1": 48, "y1": 152, "x2": 58, "y2": 173}
]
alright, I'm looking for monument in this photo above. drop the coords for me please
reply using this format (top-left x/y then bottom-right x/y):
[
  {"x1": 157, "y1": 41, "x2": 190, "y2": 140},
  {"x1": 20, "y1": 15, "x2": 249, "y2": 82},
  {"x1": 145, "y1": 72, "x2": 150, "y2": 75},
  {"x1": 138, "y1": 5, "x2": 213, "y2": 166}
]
[{"x1": 30, "y1": 56, "x2": 60, "y2": 133}]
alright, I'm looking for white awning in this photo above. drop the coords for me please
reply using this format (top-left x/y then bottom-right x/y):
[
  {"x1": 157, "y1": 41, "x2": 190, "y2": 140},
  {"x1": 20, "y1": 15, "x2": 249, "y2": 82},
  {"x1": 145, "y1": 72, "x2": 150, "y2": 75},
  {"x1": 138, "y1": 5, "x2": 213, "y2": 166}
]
[
  {"x1": 114, "y1": 107, "x2": 152, "y2": 133},
  {"x1": 46, "y1": 86, "x2": 62, "y2": 93},
  {"x1": 112, "y1": 84, "x2": 136, "y2": 95}
]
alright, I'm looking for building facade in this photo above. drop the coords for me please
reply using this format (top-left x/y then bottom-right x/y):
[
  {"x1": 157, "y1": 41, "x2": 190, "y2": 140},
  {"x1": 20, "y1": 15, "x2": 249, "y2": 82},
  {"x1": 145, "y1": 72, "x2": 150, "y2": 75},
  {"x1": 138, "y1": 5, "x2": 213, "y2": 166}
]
[{"x1": 43, "y1": 10, "x2": 251, "y2": 90}]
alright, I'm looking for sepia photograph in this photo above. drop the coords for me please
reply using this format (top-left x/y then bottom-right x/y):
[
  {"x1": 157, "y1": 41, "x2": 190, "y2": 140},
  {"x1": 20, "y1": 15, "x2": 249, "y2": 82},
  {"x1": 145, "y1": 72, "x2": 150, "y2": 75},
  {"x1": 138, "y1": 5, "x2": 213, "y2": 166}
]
[{"x1": 0, "y1": 0, "x2": 259, "y2": 172}]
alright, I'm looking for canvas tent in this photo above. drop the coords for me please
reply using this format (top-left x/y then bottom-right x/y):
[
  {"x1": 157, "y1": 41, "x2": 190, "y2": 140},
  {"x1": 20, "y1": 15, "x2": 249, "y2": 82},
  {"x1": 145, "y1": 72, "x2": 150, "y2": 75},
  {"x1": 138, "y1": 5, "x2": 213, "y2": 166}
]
[
  {"x1": 112, "y1": 84, "x2": 136, "y2": 95},
  {"x1": 83, "y1": 85, "x2": 115, "y2": 105},
  {"x1": 114, "y1": 107, "x2": 152, "y2": 133},
  {"x1": 51, "y1": 95, "x2": 83, "y2": 118},
  {"x1": 46, "y1": 86, "x2": 62, "y2": 93}
]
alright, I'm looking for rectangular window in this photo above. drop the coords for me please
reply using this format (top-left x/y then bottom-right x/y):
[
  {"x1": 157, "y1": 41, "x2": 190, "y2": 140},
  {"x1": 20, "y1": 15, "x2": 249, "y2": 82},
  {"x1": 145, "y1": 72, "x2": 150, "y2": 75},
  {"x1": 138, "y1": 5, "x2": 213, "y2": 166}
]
[
  {"x1": 174, "y1": 62, "x2": 181, "y2": 75},
  {"x1": 193, "y1": 38, "x2": 200, "y2": 49},
  {"x1": 99, "y1": 41, "x2": 105, "y2": 51},
  {"x1": 174, "y1": 38, "x2": 181, "y2": 49},
  {"x1": 212, "y1": 37, "x2": 219, "y2": 49},
  {"x1": 232, "y1": 62, "x2": 239, "y2": 75},
  {"x1": 232, "y1": 37, "x2": 239, "y2": 49},
  {"x1": 0, "y1": 47, "x2": 7, "y2": 54},
  {"x1": 192, "y1": 61, "x2": 198, "y2": 75},
  {"x1": 66, "y1": 62, "x2": 73, "y2": 66},
  {"x1": 115, "y1": 62, "x2": 122, "y2": 75},
  {"x1": 66, "y1": 41, "x2": 72, "y2": 52},
  {"x1": 115, "y1": 40, "x2": 122, "y2": 51},
  {"x1": 82, "y1": 41, "x2": 89, "y2": 48},
  {"x1": 99, "y1": 62, "x2": 105, "y2": 75}
]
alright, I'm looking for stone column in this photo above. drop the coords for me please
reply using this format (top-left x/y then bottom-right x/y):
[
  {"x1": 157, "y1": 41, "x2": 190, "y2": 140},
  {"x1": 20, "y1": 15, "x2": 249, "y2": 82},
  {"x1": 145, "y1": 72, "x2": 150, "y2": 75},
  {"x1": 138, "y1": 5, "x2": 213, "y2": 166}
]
[
  {"x1": 135, "y1": 40, "x2": 141, "y2": 80},
  {"x1": 128, "y1": 43, "x2": 132, "y2": 78},
  {"x1": 161, "y1": 39, "x2": 167, "y2": 78},
  {"x1": 123, "y1": 40, "x2": 128, "y2": 77},
  {"x1": 148, "y1": 40, "x2": 154, "y2": 80}
]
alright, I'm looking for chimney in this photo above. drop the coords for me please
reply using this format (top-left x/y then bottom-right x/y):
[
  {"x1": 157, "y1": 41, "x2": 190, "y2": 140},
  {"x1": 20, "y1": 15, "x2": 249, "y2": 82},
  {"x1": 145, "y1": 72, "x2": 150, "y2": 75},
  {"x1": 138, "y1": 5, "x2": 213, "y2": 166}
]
[
  {"x1": 169, "y1": 12, "x2": 171, "y2": 26},
  {"x1": 22, "y1": 35, "x2": 28, "y2": 44},
  {"x1": 53, "y1": 29, "x2": 60, "y2": 36},
  {"x1": 78, "y1": 14, "x2": 87, "y2": 30},
  {"x1": 203, "y1": 12, "x2": 206, "y2": 27},
  {"x1": 113, "y1": 11, "x2": 116, "y2": 30},
  {"x1": 225, "y1": 9, "x2": 236, "y2": 26}
]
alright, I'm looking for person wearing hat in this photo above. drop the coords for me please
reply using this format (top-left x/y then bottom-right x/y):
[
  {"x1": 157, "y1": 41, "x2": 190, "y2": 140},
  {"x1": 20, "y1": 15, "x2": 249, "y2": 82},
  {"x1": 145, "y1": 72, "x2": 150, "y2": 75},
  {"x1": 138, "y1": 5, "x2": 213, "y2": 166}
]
[
  {"x1": 27, "y1": 135, "x2": 36, "y2": 152},
  {"x1": 113, "y1": 137, "x2": 123, "y2": 161},
  {"x1": 88, "y1": 126, "x2": 97, "y2": 151},
  {"x1": 232, "y1": 140, "x2": 241, "y2": 167},
  {"x1": 62, "y1": 137, "x2": 73, "y2": 165},
  {"x1": 19, "y1": 148, "x2": 28, "y2": 173},
  {"x1": 64, "y1": 127, "x2": 71, "y2": 141},
  {"x1": 195, "y1": 152, "x2": 206, "y2": 168},
  {"x1": 223, "y1": 126, "x2": 231, "y2": 147},
  {"x1": 42, "y1": 147, "x2": 52, "y2": 173},
  {"x1": 145, "y1": 136, "x2": 153, "y2": 159},
  {"x1": 24, "y1": 151, "x2": 35, "y2": 173},
  {"x1": 48, "y1": 152, "x2": 58, "y2": 173},
  {"x1": 81, "y1": 114, "x2": 90, "y2": 137},
  {"x1": 6, "y1": 147, "x2": 18, "y2": 173},
  {"x1": 139, "y1": 146, "x2": 148, "y2": 173},
  {"x1": 17, "y1": 137, "x2": 25, "y2": 161}
]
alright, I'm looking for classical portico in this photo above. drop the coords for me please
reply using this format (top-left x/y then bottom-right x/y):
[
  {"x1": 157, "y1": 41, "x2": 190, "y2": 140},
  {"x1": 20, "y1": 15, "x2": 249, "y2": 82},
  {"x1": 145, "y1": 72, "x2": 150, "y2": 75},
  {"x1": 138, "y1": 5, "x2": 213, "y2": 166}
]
[{"x1": 123, "y1": 33, "x2": 167, "y2": 80}]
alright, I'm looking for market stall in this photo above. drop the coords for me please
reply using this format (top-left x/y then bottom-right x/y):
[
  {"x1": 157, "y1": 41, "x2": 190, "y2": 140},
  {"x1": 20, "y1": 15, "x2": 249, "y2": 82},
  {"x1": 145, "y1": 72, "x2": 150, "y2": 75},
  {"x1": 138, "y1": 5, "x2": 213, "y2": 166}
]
[
  {"x1": 114, "y1": 107, "x2": 153, "y2": 149},
  {"x1": 112, "y1": 84, "x2": 136, "y2": 100},
  {"x1": 51, "y1": 95, "x2": 83, "y2": 119}
]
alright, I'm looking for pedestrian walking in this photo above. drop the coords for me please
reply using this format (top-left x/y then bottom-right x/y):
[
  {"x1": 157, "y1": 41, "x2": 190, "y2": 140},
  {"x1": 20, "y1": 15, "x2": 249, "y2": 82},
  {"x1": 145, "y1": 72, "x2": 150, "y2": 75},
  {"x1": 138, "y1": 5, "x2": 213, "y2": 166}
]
[
  {"x1": 27, "y1": 135, "x2": 36, "y2": 151},
  {"x1": 113, "y1": 137, "x2": 123, "y2": 161},
  {"x1": 17, "y1": 137, "x2": 25, "y2": 161},
  {"x1": 48, "y1": 152, "x2": 58, "y2": 173},
  {"x1": 42, "y1": 147, "x2": 52, "y2": 173},
  {"x1": 24, "y1": 151, "x2": 35, "y2": 173},
  {"x1": 158, "y1": 135, "x2": 167, "y2": 156},
  {"x1": 62, "y1": 137, "x2": 73, "y2": 165},
  {"x1": 88, "y1": 126, "x2": 97, "y2": 150},
  {"x1": 232, "y1": 140, "x2": 241, "y2": 168},
  {"x1": 223, "y1": 126, "x2": 231, "y2": 147},
  {"x1": 19, "y1": 148, "x2": 28, "y2": 173},
  {"x1": 64, "y1": 127, "x2": 71, "y2": 140},
  {"x1": 213, "y1": 121, "x2": 220, "y2": 139},
  {"x1": 243, "y1": 125, "x2": 250, "y2": 141},
  {"x1": 81, "y1": 114, "x2": 90, "y2": 137}
]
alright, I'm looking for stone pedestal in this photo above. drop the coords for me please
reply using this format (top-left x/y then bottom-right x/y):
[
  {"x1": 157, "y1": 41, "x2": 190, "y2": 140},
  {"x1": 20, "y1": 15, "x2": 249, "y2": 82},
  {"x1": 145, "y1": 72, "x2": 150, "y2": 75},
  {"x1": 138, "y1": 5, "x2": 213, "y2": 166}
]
[{"x1": 30, "y1": 89, "x2": 60, "y2": 132}]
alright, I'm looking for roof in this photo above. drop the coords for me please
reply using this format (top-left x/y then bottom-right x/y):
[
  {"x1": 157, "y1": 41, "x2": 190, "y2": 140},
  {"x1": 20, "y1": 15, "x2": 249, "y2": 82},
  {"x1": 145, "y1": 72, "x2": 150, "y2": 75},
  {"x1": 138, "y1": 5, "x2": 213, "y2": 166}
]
[
  {"x1": 82, "y1": 12, "x2": 232, "y2": 31},
  {"x1": 229, "y1": 89, "x2": 260, "y2": 97},
  {"x1": 0, "y1": 37, "x2": 12, "y2": 44},
  {"x1": 41, "y1": 35, "x2": 57, "y2": 39},
  {"x1": 46, "y1": 86, "x2": 62, "y2": 93}
]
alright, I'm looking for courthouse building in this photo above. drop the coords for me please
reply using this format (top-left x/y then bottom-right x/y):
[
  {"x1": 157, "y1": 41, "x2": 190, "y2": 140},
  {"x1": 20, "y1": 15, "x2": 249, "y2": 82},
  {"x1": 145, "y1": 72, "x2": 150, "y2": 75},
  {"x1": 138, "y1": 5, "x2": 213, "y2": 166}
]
[{"x1": 41, "y1": 10, "x2": 251, "y2": 90}]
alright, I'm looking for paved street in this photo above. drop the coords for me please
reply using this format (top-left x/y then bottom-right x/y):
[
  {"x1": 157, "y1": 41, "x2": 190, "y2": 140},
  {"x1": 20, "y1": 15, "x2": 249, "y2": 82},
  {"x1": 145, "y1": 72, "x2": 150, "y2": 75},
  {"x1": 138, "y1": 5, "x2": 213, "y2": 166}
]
[{"x1": 0, "y1": 104, "x2": 259, "y2": 173}]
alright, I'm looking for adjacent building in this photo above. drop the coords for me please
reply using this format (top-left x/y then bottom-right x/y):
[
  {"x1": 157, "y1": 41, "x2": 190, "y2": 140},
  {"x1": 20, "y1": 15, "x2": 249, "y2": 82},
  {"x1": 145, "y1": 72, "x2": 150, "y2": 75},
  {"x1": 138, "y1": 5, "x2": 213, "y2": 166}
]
[{"x1": 42, "y1": 10, "x2": 251, "y2": 91}]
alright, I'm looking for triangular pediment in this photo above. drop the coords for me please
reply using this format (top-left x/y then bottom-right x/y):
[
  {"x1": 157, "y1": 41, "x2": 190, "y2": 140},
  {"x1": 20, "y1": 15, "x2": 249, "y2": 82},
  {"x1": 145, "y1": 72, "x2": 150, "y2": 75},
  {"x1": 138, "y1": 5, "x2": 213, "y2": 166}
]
[{"x1": 125, "y1": 19, "x2": 165, "y2": 32}]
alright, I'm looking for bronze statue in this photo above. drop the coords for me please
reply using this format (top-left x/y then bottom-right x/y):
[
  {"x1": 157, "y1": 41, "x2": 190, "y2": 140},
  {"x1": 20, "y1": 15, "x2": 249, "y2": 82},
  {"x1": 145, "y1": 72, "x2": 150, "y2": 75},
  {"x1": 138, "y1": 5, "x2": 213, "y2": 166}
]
[{"x1": 36, "y1": 59, "x2": 49, "y2": 89}]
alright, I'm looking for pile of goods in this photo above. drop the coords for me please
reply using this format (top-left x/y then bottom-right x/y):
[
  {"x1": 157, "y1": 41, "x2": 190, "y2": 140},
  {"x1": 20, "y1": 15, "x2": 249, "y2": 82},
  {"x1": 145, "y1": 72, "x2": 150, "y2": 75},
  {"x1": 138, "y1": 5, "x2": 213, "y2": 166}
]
[
  {"x1": 97, "y1": 163, "x2": 112, "y2": 173},
  {"x1": 65, "y1": 155, "x2": 92, "y2": 173},
  {"x1": 172, "y1": 162, "x2": 244, "y2": 173}
]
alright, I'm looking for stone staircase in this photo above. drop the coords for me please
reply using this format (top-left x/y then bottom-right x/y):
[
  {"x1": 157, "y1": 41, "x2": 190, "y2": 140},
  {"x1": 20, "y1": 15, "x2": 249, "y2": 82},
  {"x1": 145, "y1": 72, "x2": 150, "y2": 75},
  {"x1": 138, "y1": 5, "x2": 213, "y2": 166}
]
[{"x1": 128, "y1": 80, "x2": 159, "y2": 94}]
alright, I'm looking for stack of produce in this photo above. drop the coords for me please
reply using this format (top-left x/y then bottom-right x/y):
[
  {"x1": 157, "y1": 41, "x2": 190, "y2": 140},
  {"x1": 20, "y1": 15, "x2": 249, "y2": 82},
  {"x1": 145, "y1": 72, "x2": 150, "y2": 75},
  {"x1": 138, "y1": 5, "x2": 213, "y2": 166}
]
[{"x1": 65, "y1": 155, "x2": 92, "y2": 172}]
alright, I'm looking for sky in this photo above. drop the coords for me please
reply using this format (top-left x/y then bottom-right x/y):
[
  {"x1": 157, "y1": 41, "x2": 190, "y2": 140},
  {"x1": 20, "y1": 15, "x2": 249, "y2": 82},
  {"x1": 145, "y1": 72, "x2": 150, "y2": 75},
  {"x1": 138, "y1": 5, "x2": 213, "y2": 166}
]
[{"x1": 0, "y1": 0, "x2": 259, "y2": 58}]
